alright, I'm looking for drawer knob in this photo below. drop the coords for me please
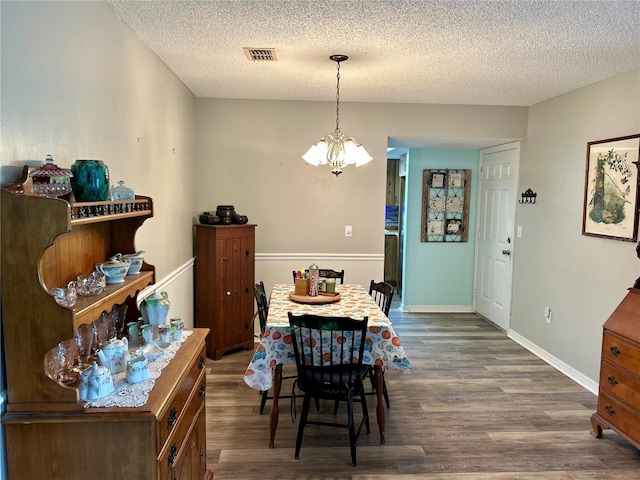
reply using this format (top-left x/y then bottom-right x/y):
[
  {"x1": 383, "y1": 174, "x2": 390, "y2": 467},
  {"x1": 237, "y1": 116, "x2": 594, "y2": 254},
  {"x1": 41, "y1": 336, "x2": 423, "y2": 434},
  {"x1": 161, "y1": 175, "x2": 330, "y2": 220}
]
[
  {"x1": 199, "y1": 356, "x2": 205, "y2": 370},
  {"x1": 610, "y1": 346, "x2": 621, "y2": 356},
  {"x1": 607, "y1": 375, "x2": 619, "y2": 387},
  {"x1": 199, "y1": 383, "x2": 206, "y2": 397},
  {"x1": 605, "y1": 404, "x2": 616, "y2": 416},
  {"x1": 168, "y1": 443, "x2": 178, "y2": 465},
  {"x1": 167, "y1": 407, "x2": 178, "y2": 427},
  {"x1": 226, "y1": 291, "x2": 231, "y2": 296}
]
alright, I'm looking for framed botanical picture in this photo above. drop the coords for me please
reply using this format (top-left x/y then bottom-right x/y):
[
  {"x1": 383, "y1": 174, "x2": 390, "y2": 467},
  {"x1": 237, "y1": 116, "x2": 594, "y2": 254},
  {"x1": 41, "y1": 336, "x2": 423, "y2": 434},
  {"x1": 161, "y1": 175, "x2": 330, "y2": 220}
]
[{"x1": 582, "y1": 134, "x2": 640, "y2": 242}]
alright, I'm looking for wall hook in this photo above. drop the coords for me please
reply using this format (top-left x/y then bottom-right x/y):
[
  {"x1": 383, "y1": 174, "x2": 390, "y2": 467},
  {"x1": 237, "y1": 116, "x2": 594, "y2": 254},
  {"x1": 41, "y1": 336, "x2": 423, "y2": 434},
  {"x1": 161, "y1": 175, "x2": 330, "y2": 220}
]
[{"x1": 519, "y1": 188, "x2": 537, "y2": 204}]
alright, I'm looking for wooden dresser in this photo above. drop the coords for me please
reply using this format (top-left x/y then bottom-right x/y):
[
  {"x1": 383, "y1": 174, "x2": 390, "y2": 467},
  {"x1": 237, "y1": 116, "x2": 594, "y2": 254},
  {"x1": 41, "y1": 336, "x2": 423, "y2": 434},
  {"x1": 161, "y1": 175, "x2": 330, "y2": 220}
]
[
  {"x1": 195, "y1": 224, "x2": 255, "y2": 360},
  {"x1": 1, "y1": 178, "x2": 213, "y2": 479},
  {"x1": 591, "y1": 288, "x2": 640, "y2": 450}
]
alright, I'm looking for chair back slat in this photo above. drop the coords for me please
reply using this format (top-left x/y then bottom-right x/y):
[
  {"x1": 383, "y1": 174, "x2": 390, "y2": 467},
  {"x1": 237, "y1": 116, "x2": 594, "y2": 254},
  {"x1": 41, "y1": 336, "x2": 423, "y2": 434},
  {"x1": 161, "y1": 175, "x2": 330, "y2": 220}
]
[
  {"x1": 369, "y1": 280, "x2": 394, "y2": 316},
  {"x1": 288, "y1": 313, "x2": 368, "y2": 395}
]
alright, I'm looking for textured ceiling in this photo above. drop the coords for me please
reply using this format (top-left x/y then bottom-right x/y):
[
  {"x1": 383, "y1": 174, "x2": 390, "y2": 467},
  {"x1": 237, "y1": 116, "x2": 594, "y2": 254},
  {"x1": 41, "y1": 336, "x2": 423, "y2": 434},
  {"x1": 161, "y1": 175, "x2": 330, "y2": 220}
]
[
  {"x1": 108, "y1": 0, "x2": 640, "y2": 107},
  {"x1": 106, "y1": 1, "x2": 640, "y2": 151}
]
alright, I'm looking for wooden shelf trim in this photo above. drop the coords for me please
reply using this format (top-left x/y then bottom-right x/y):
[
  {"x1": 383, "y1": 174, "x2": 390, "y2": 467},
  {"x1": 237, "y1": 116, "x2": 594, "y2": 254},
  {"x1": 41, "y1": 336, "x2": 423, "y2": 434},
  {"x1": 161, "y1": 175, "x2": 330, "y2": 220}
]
[
  {"x1": 70, "y1": 197, "x2": 152, "y2": 226},
  {"x1": 72, "y1": 271, "x2": 154, "y2": 326}
]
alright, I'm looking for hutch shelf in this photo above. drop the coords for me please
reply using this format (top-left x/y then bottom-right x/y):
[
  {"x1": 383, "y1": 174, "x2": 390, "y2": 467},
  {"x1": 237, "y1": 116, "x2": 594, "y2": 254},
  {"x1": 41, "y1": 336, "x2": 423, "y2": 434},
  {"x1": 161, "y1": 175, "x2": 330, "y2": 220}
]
[{"x1": 1, "y1": 173, "x2": 213, "y2": 479}]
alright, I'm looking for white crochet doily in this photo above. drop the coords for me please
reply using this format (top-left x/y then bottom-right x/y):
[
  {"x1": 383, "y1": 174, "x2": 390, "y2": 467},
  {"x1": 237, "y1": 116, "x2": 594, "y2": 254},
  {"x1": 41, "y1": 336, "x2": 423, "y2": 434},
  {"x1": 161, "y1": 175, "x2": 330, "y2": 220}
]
[{"x1": 90, "y1": 330, "x2": 193, "y2": 408}]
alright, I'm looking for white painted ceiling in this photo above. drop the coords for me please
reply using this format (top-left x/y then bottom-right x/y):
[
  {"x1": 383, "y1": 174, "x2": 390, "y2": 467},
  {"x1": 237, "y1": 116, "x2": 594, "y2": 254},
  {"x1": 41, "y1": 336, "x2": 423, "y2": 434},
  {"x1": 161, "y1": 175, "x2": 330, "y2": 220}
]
[{"x1": 106, "y1": 0, "x2": 640, "y2": 151}]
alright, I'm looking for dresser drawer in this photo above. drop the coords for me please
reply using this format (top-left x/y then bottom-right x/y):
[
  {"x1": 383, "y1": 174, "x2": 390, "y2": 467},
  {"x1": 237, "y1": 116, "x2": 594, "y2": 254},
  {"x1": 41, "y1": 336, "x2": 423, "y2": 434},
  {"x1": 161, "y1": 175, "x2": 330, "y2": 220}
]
[
  {"x1": 158, "y1": 345, "x2": 207, "y2": 450},
  {"x1": 597, "y1": 389, "x2": 640, "y2": 444},
  {"x1": 599, "y1": 359, "x2": 640, "y2": 407},
  {"x1": 158, "y1": 376, "x2": 207, "y2": 480},
  {"x1": 602, "y1": 332, "x2": 640, "y2": 373}
]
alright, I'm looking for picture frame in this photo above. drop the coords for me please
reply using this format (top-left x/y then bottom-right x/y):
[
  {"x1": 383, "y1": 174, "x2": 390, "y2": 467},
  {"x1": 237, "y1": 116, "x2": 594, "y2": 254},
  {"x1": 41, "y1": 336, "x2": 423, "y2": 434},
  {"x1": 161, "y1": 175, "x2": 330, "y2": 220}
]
[
  {"x1": 582, "y1": 134, "x2": 640, "y2": 242},
  {"x1": 421, "y1": 169, "x2": 471, "y2": 242}
]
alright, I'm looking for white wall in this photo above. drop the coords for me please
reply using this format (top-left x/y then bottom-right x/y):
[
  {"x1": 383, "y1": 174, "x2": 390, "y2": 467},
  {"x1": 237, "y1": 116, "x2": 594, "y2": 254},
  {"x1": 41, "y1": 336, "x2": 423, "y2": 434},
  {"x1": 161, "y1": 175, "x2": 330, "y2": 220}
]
[
  {"x1": 511, "y1": 69, "x2": 640, "y2": 387},
  {"x1": 0, "y1": 3, "x2": 198, "y2": 477}
]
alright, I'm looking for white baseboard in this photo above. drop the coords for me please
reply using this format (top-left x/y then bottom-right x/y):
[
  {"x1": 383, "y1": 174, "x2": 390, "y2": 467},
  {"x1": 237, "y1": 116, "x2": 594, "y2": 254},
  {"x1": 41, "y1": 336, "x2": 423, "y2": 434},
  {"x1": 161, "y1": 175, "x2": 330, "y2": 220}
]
[
  {"x1": 400, "y1": 304, "x2": 474, "y2": 313},
  {"x1": 508, "y1": 329, "x2": 598, "y2": 395}
]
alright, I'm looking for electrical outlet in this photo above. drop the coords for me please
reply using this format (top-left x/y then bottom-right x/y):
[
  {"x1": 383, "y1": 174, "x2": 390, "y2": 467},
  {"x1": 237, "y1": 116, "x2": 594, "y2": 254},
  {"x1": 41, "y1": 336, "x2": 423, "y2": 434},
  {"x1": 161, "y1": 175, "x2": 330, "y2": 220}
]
[
  {"x1": 517, "y1": 226, "x2": 523, "y2": 238},
  {"x1": 345, "y1": 225, "x2": 352, "y2": 237}
]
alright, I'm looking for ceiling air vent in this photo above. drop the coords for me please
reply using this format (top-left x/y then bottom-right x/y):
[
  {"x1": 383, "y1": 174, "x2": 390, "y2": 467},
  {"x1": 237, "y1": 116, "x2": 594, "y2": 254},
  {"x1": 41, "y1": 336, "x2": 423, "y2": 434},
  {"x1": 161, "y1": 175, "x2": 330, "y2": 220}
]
[{"x1": 243, "y1": 48, "x2": 277, "y2": 61}]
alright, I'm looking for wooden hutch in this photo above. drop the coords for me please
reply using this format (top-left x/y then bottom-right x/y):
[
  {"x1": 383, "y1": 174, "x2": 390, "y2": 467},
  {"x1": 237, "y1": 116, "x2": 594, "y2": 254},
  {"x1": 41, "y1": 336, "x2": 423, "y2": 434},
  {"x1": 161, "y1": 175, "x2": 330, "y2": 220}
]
[{"x1": 1, "y1": 170, "x2": 213, "y2": 479}]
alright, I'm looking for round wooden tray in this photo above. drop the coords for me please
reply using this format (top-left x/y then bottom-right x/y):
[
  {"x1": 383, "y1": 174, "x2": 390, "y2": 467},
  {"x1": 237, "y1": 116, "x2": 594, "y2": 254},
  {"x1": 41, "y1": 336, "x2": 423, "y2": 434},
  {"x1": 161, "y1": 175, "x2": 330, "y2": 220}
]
[{"x1": 288, "y1": 292, "x2": 342, "y2": 304}]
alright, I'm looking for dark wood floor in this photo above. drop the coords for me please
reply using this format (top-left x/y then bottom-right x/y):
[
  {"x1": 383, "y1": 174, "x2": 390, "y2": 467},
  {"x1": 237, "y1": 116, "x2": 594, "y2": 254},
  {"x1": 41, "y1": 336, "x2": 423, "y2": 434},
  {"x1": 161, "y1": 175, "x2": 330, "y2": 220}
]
[{"x1": 204, "y1": 304, "x2": 640, "y2": 479}]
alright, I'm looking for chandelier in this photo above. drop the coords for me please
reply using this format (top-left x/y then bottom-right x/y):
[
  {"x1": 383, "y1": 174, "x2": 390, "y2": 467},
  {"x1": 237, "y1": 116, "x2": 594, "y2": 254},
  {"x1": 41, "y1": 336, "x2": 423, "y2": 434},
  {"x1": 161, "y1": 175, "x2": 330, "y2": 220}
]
[{"x1": 302, "y1": 55, "x2": 372, "y2": 176}]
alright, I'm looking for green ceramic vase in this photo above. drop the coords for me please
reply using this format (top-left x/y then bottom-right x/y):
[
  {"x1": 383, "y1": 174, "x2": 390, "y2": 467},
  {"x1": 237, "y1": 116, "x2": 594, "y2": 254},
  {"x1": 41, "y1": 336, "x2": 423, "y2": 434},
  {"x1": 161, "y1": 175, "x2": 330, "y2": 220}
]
[{"x1": 70, "y1": 160, "x2": 110, "y2": 202}]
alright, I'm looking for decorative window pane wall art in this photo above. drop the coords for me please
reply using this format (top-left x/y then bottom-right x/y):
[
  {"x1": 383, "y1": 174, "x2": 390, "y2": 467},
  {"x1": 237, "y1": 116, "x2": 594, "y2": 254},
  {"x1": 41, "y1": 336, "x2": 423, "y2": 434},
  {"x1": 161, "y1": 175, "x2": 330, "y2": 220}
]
[
  {"x1": 421, "y1": 169, "x2": 471, "y2": 242},
  {"x1": 582, "y1": 134, "x2": 640, "y2": 242}
]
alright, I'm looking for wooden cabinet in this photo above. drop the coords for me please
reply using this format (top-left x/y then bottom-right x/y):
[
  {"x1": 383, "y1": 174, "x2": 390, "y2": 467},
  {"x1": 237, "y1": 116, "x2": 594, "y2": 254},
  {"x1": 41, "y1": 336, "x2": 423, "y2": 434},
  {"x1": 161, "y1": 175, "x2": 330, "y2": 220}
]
[
  {"x1": 195, "y1": 224, "x2": 255, "y2": 360},
  {"x1": 386, "y1": 159, "x2": 400, "y2": 205},
  {"x1": 384, "y1": 233, "x2": 399, "y2": 287},
  {"x1": 1, "y1": 176, "x2": 212, "y2": 479},
  {"x1": 591, "y1": 288, "x2": 640, "y2": 450}
]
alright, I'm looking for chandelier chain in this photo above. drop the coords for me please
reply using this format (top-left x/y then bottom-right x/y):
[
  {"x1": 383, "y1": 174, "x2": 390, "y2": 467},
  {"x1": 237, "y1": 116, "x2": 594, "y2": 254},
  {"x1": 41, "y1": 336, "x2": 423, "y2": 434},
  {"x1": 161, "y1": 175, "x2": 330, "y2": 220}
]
[{"x1": 335, "y1": 60, "x2": 341, "y2": 132}]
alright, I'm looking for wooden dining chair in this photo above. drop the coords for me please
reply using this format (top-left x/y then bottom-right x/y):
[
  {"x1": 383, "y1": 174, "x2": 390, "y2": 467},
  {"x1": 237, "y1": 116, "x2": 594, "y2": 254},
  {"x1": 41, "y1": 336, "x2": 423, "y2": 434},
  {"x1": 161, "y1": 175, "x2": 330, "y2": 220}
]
[
  {"x1": 254, "y1": 281, "x2": 269, "y2": 336},
  {"x1": 254, "y1": 281, "x2": 299, "y2": 414},
  {"x1": 367, "y1": 280, "x2": 394, "y2": 407},
  {"x1": 319, "y1": 268, "x2": 345, "y2": 284},
  {"x1": 369, "y1": 280, "x2": 394, "y2": 316},
  {"x1": 288, "y1": 312, "x2": 370, "y2": 466},
  {"x1": 292, "y1": 268, "x2": 345, "y2": 284}
]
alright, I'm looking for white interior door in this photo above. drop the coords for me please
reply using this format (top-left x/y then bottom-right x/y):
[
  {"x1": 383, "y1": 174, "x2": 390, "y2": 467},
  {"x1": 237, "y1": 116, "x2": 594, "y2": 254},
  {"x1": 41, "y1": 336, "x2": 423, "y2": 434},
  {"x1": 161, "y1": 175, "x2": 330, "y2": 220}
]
[{"x1": 475, "y1": 142, "x2": 520, "y2": 330}]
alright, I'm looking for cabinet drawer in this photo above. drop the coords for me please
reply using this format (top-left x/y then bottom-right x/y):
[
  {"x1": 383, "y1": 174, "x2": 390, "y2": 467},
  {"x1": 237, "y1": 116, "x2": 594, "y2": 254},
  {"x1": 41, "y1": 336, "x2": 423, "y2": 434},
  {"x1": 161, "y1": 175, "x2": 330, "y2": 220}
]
[
  {"x1": 602, "y1": 332, "x2": 640, "y2": 373},
  {"x1": 158, "y1": 345, "x2": 207, "y2": 450},
  {"x1": 597, "y1": 389, "x2": 640, "y2": 445},
  {"x1": 599, "y1": 360, "x2": 640, "y2": 406},
  {"x1": 158, "y1": 380, "x2": 207, "y2": 480}
]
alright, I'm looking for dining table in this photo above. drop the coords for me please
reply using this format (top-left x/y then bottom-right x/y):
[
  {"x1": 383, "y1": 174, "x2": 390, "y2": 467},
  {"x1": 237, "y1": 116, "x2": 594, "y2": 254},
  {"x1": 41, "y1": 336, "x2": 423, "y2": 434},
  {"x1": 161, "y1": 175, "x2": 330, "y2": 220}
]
[{"x1": 243, "y1": 283, "x2": 412, "y2": 447}]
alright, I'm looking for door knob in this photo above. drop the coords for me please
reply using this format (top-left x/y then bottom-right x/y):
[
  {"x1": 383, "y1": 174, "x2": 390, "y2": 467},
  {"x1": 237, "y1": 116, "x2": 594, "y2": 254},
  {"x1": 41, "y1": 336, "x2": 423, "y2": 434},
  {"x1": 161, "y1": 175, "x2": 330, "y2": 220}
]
[{"x1": 502, "y1": 249, "x2": 511, "y2": 256}]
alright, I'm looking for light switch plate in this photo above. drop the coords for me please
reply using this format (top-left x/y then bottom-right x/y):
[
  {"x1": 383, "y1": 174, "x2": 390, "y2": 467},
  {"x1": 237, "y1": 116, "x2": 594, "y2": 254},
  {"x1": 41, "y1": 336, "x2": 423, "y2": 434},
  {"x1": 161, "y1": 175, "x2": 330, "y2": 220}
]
[{"x1": 345, "y1": 225, "x2": 352, "y2": 237}]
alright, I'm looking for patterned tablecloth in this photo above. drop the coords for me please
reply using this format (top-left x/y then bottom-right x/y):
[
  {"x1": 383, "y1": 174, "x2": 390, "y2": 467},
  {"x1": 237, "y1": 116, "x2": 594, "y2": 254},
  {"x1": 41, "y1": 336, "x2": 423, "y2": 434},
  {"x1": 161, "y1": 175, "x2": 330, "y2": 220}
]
[{"x1": 243, "y1": 284, "x2": 412, "y2": 391}]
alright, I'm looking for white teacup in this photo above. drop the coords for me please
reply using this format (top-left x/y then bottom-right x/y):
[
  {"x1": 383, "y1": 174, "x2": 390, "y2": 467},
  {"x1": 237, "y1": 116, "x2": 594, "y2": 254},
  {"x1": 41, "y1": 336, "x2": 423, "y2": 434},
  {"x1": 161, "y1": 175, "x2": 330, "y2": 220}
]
[{"x1": 126, "y1": 354, "x2": 149, "y2": 384}]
